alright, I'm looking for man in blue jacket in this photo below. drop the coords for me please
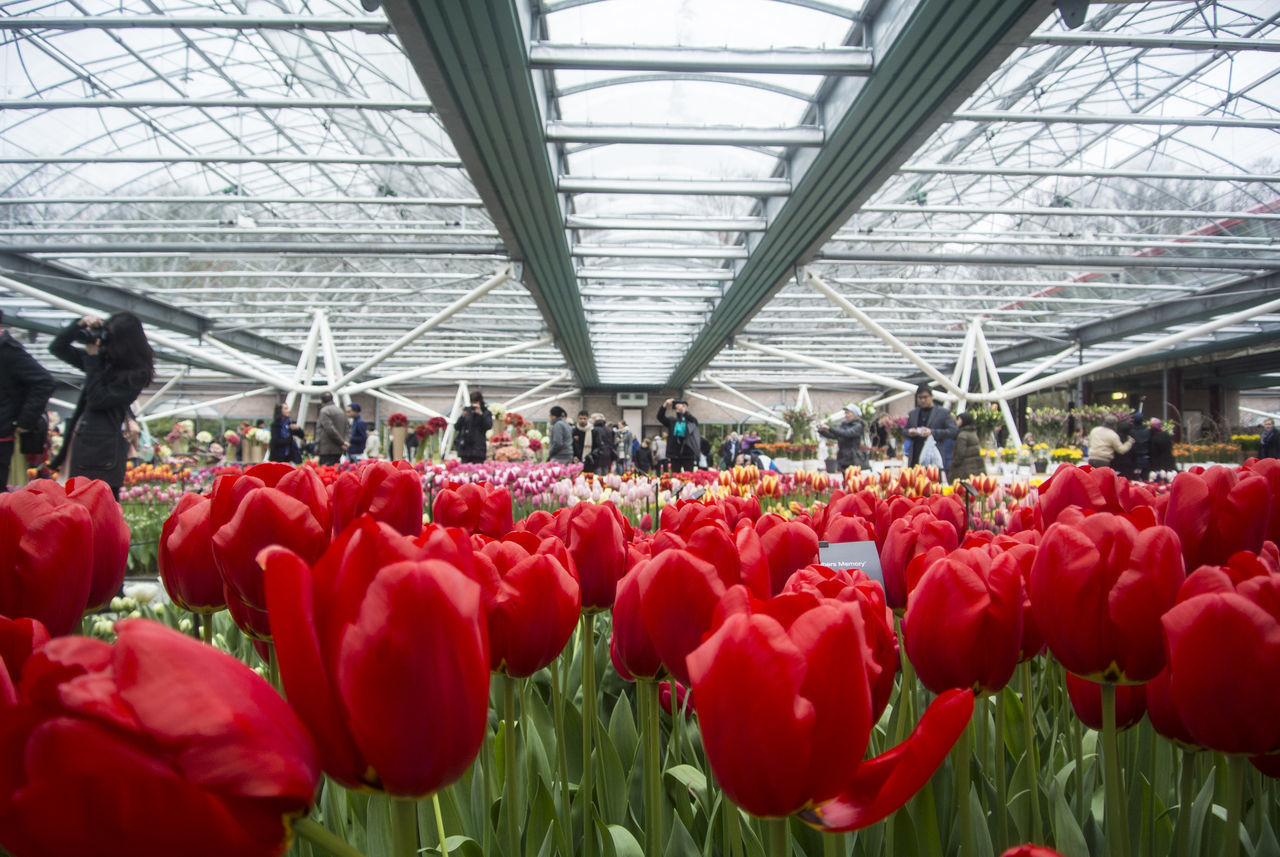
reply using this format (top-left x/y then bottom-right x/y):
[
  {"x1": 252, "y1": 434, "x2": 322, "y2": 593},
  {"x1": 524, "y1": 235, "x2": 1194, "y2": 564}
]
[{"x1": 346, "y1": 403, "x2": 367, "y2": 461}]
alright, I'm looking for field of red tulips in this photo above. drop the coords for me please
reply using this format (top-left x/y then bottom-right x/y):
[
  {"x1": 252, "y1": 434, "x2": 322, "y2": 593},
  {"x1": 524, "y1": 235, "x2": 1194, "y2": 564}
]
[{"x1": 2, "y1": 458, "x2": 1279, "y2": 857}]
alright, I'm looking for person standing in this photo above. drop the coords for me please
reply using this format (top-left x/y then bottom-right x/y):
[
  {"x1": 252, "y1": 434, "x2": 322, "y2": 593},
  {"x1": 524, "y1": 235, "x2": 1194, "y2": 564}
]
[
  {"x1": 1259, "y1": 417, "x2": 1280, "y2": 459},
  {"x1": 817, "y1": 404, "x2": 871, "y2": 471},
  {"x1": 547, "y1": 406, "x2": 574, "y2": 464},
  {"x1": 316, "y1": 392, "x2": 349, "y2": 466},
  {"x1": 657, "y1": 398, "x2": 700, "y2": 472},
  {"x1": 948, "y1": 412, "x2": 985, "y2": 481},
  {"x1": 1148, "y1": 417, "x2": 1176, "y2": 474},
  {"x1": 47, "y1": 312, "x2": 155, "y2": 498},
  {"x1": 1, "y1": 310, "x2": 55, "y2": 486},
  {"x1": 1086, "y1": 414, "x2": 1134, "y2": 469},
  {"x1": 586, "y1": 413, "x2": 615, "y2": 475},
  {"x1": 571, "y1": 410, "x2": 591, "y2": 463},
  {"x1": 718, "y1": 432, "x2": 741, "y2": 470},
  {"x1": 904, "y1": 385, "x2": 958, "y2": 468},
  {"x1": 453, "y1": 391, "x2": 492, "y2": 464},
  {"x1": 634, "y1": 437, "x2": 654, "y2": 473},
  {"x1": 346, "y1": 403, "x2": 367, "y2": 462},
  {"x1": 614, "y1": 420, "x2": 634, "y2": 473},
  {"x1": 269, "y1": 402, "x2": 304, "y2": 463}
]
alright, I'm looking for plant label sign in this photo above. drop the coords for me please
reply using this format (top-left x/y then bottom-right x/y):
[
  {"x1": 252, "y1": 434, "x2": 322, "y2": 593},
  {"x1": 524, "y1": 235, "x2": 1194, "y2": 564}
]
[{"x1": 817, "y1": 540, "x2": 884, "y2": 589}]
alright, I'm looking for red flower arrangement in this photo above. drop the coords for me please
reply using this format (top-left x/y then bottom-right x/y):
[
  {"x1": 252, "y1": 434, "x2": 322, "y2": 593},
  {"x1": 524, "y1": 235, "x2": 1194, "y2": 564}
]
[
  {"x1": 488, "y1": 432, "x2": 511, "y2": 446},
  {"x1": 504, "y1": 412, "x2": 523, "y2": 427},
  {"x1": 528, "y1": 438, "x2": 543, "y2": 452},
  {"x1": 415, "y1": 424, "x2": 430, "y2": 440},
  {"x1": 428, "y1": 416, "x2": 449, "y2": 433},
  {"x1": 388, "y1": 413, "x2": 409, "y2": 427}
]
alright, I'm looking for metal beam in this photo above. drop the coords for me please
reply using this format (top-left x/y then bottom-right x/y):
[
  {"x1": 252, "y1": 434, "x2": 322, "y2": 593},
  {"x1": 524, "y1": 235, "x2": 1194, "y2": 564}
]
[
  {"x1": 1024, "y1": 32, "x2": 1280, "y2": 52},
  {"x1": 528, "y1": 43, "x2": 873, "y2": 74},
  {"x1": 383, "y1": 0, "x2": 597, "y2": 384},
  {"x1": 0, "y1": 98, "x2": 433, "y2": 113},
  {"x1": 0, "y1": 15, "x2": 394, "y2": 32},
  {"x1": 897, "y1": 163, "x2": 1280, "y2": 183},
  {"x1": 0, "y1": 252, "x2": 301, "y2": 365},
  {"x1": 668, "y1": 0, "x2": 1056, "y2": 388},
  {"x1": 1, "y1": 195, "x2": 484, "y2": 207},
  {"x1": 951, "y1": 110, "x2": 1280, "y2": 130},
  {"x1": 545, "y1": 122, "x2": 824, "y2": 147},
  {"x1": 573, "y1": 245, "x2": 748, "y2": 260},
  {"x1": 558, "y1": 176, "x2": 792, "y2": 196},
  {"x1": 813, "y1": 250, "x2": 1280, "y2": 271},
  {"x1": 10, "y1": 242, "x2": 505, "y2": 257},
  {"x1": 566, "y1": 215, "x2": 767, "y2": 231},
  {"x1": 0, "y1": 154, "x2": 464, "y2": 167},
  {"x1": 989, "y1": 270, "x2": 1280, "y2": 367}
]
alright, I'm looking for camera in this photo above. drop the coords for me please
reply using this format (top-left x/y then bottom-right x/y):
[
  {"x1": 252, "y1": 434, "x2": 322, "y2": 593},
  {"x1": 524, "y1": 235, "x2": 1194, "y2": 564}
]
[{"x1": 74, "y1": 323, "x2": 107, "y2": 345}]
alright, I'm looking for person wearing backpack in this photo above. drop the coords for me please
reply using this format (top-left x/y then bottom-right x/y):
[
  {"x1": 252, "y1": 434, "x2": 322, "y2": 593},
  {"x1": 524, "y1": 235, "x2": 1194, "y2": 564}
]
[{"x1": 657, "y1": 398, "x2": 700, "y2": 472}]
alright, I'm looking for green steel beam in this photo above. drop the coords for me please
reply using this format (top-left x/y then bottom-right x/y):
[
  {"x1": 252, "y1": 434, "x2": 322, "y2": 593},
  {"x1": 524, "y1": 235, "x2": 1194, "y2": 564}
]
[
  {"x1": 667, "y1": 0, "x2": 1054, "y2": 388},
  {"x1": 383, "y1": 0, "x2": 598, "y2": 385}
]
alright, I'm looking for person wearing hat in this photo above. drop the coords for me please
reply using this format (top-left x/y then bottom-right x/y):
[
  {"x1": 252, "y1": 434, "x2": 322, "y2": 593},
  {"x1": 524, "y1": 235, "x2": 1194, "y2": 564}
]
[
  {"x1": 657, "y1": 397, "x2": 700, "y2": 472},
  {"x1": 904, "y1": 385, "x2": 958, "y2": 468},
  {"x1": 817, "y1": 403, "x2": 870, "y2": 471},
  {"x1": 547, "y1": 406, "x2": 573, "y2": 464},
  {"x1": 1148, "y1": 417, "x2": 1176, "y2": 474},
  {"x1": 316, "y1": 391, "x2": 349, "y2": 465},
  {"x1": 345, "y1": 402, "x2": 367, "y2": 462}
]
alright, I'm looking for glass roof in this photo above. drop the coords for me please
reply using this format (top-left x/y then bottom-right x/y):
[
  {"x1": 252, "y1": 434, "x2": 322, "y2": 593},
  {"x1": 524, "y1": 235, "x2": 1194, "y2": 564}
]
[{"x1": 2, "y1": 0, "x2": 1278, "y2": 402}]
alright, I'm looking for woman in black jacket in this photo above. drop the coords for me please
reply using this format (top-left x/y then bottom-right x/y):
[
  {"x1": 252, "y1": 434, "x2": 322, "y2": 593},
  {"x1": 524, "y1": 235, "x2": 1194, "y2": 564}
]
[
  {"x1": 269, "y1": 402, "x2": 305, "y2": 463},
  {"x1": 48, "y1": 312, "x2": 154, "y2": 497}
]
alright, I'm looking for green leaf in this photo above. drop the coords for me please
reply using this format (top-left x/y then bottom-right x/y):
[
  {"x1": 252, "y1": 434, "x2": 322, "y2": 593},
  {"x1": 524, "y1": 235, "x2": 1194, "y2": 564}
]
[
  {"x1": 421, "y1": 835, "x2": 484, "y2": 857},
  {"x1": 1050, "y1": 778, "x2": 1089, "y2": 857},
  {"x1": 365, "y1": 794, "x2": 392, "y2": 857},
  {"x1": 1256, "y1": 816, "x2": 1280, "y2": 857},
  {"x1": 664, "y1": 764, "x2": 709, "y2": 813},
  {"x1": 609, "y1": 690, "x2": 640, "y2": 770},
  {"x1": 1188, "y1": 770, "x2": 1215, "y2": 857},
  {"x1": 969, "y1": 784, "x2": 995, "y2": 857},
  {"x1": 889, "y1": 809, "x2": 920, "y2": 856},
  {"x1": 605, "y1": 824, "x2": 645, "y2": 857},
  {"x1": 596, "y1": 722, "x2": 628, "y2": 826},
  {"x1": 664, "y1": 811, "x2": 701, "y2": 857},
  {"x1": 525, "y1": 778, "x2": 571, "y2": 857}
]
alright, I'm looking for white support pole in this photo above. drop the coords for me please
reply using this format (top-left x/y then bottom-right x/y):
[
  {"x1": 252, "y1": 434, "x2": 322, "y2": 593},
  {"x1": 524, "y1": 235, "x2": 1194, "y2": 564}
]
[
  {"x1": 315, "y1": 310, "x2": 349, "y2": 407},
  {"x1": 1241, "y1": 405, "x2": 1280, "y2": 421},
  {"x1": 736, "y1": 338, "x2": 926, "y2": 396},
  {"x1": 998, "y1": 342, "x2": 1082, "y2": 393},
  {"x1": 335, "y1": 265, "x2": 512, "y2": 386},
  {"x1": 804, "y1": 267, "x2": 967, "y2": 398},
  {"x1": 683, "y1": 389, "x2": 790, "y2": 427},
  {"x1": 366, "y1": 388, "x2": 444, "y2": 419},
  {"x1": 134, "y1": 367, "x2": 189, "y2": 417},
  {"x1": 868, "y1": 389, "x2": 914, "y2": 409},
  {"x1": 501, "y1": 371, "x2": 571, "y2": 410},
  {"x1": 983, "y1": 295, "x2": 1280, "y2": 402},
  {"x1": 795, "y1": 384, "x2": 812, "y2": 413},
  {"x1": 143, "y1": 387, "x2": 276, "y2": 423},
  {"x1": 701, "y1": 373, "x2": 784, "y2": 420},
  {"x1": 344, "y1": 335, "x2": 554, "y2": 394},
  {"x1": 0, "y1": 275, "x2": 299, "y2": 390},
  {"x1": 954, "y1": 322, "x2": 978, "y2": 413},
  {"x1": 513, "y1": 388, "x2": 582, "y2": 414},
  {"x1": 437, "y1": 381, "x2": 470, "y2": 460},
  {"x1": 195, "y1": 333, "x2": 298, "y2": 389},
  {"x1": 286, "y1": 312, "x2": 324, "y2": 414},
  {"x1": 975, "y1": 326, "x2": 1022, "y2": 447}
]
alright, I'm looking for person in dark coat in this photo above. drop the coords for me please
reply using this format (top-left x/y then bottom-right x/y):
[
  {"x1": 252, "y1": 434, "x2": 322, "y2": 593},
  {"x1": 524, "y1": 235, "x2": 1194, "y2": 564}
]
[
  {"x1": 817, "y1": 404, "x2": 870, "y2": 470},
  {"x1": 0, "y1": 310, "x2": 55, "y2": 482},
  {"x1": 346, "y1": 403, "x2": 368, "y2": 461},
  {"x1": 904, "y1": 385, "x2": 959, "y2": 468},
  {"x1": 634, "y1": 437, "x2": 654, "y2": 473},
  {"x1": 948, "y1": 412, "x2": 985, "y2": 481},
  {"x1": 453, "y1": 390, "x2": 492, "y2": 464},
  {"x1": 586, "y1": 414, "x2": 615, "y2": 475},
  {"x1": 48, "y1": 312, "x2": 155, "y2": 497},
  {"x1": 1148, "y1": 417, "x2": 1176, "y2": 474},
  {"x1": 269, "y1": 402, "x2": 304, "y2": 463},
  {"x1": 1258, "y1": 418, "x2": 1280, "y2": 460},
  {"x1": 657, "y1": 398, "x2": 700, "y2": 472}
]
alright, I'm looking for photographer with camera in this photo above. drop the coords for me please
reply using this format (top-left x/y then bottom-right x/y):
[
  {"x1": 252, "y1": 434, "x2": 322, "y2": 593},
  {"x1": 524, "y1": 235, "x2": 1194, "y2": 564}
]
[
  {"x1": 454, "y1": 390, "x2": 492, "y2": 464},
  {"x1": 1, "y1": 310, "x2": 55, "y2": 488},
  {"x1": 48, "y1": 312, "x2": 155, "y2": 498},
  {"x1": 657, "y1": 397, "x2": 700, "y2": 472}
]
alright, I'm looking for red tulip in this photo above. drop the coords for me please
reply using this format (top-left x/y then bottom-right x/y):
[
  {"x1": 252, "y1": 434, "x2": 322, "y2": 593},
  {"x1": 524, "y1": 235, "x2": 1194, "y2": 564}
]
[
  {"x1": 660, "y1": 499, "x2": 726, "y2": 537},
  {"x1": 610, "y1": 565, "x2": 663, "y2": 680},
  {"x1": 159, "y1": 493, "x2": 226, "y2": 614},
  {"x1": 687, "y1": 593, "x2": 973, "y2": 829},
  {"x1": 557, "y1": 501, "x2": 630, "y2": 611},
  {"x1": 275, "y1": 466, "x2": 333, "y2": 537},
  {"x1": 638, "y1": 548, "x2": 727, "y2": 685},
  {"x1": 755, "y1": 515, "x2": 820, "y2": 596},
  {"x1": 0, "y1": 619, "x2": 319, "y2": 857},
  {"x1": 0, "y1": 615, "x2": 48, "y2": 687},
  {"x1": 262, "y1": 516, "x2": 490, "y2": 796},
  {"x1": 1144, "y1": 666, "x2": 1198, "y2": 749},
  {"x1": 331, "y1": 459, "x2": 423, "y2": 537},
  {"x1": 1030, "y1": 513, "x2": 1183, "y2": 682},
  {"x1": 27, "y1": 477, "x2": 129, "y2": 612},
  {"x1": 1161, "y1": 561, "x2": 1280, "y2": 756},
  {"x1": 211, "y1": 486, "x2": 328, "y2": 639},
  {"x1": 904, "y1": 547, "x2": 1023, "y2": 695},
  {"x1": 1001, "y1": 847, "x2": 1066, "y2": 857},
  {"x1": 880, "y1": 512, "x2": 959, "y2": 611},
  {"x1": 1064, "y1": 673, "x2": 1146, "y2": 731},
  {"x1": 431, "y1": 481, "x2": 513, "y2": 539},
  {"x1": 1242, "y1": 457, "x2": 1280, "y2": 542},
  {"x1": 0, "y1": 487, "x2": 94, "y2": 636},
  {"x1": 658, "y1": 680, "x2": 693, "y2": 717},
  {"x1": 1162, "y1": 468, "x2": 1271, "y2": 571},
  {"x1": 474, "y1": 532, "x2": 579, "y2": 677}
]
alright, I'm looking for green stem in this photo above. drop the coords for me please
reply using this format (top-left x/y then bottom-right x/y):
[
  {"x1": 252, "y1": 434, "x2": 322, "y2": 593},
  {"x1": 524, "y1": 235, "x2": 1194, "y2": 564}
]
[
  {"x1": 269, "y1": 643, "x2": 281, "y2": 693},
  {"x1": 1071, "y1": 695, "x2": 1085, "y2": 827},
  {"x1": 581, "y1": 613, "x2": 598, "y2": 857},
  {"x1": 504, "y1": 675, "x2": 520, "y2": 857},
  {"x1": 293, "y1": 816, "x2": 372, "y2": 857},
  {"x1": 1101, "y1": 683, "x2": 1130, "y2": 857},
  {"x1": 822, "y1": 831, "x2": 844, "y2": 857},
  {"x1": 391, "y1": 797, "x2": 419, "y2": 857},
  {"x1": 1224, "y1": 754, "x2": 1247, "y2": 857},
  {"x1": 1175, "y1": 749, "x2": 1195, "y2": 857},
  {"x1": 201, "y1": 612, "x2": 215, "y2": 646},
  {"x1": 767, "y1": 817, "x2": 789, "y2": 857},
  {"x1": 640, "y1": 679, "x2": 663, "y2": 855},
  {"x1": 549, "y1": 657, "x2": 572, "y2": 824},
  {"x1": 994, "y1": 689, "x2": 1008, "y2": 854},
  {"x1": 433, "y1": 793, "x2": 450, "y2": 857},
  {"x1": 1020, "y1": 662, "x2": 1043, "y2": 843},
  {"x1": 957, "y1": 720, "x2": 974, "y2": 857}
]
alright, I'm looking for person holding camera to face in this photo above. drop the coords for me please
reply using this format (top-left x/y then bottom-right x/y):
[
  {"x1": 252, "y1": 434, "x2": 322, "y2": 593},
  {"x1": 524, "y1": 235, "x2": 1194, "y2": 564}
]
[
  {"x1": 656, "y1": 397, "x2": 700, "y2": 472},
  {"x1": 48, "y1": 312, "x2": 155, "y2": 498},
  {"x1": 454, "y1": 390, "x2": 492, "y2": 464}
]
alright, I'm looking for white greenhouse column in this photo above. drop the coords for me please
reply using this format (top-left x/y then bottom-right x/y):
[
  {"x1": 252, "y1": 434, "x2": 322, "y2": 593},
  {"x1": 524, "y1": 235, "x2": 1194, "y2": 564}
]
[
  {"x1": 144, "y1": 387, "x2": 276, "y2": 423},
  {"x1": 289, "y1": 312, "x2": 325, "y2": 423},
  {"x1": 344, "y1": 336, "x2": 554, "y2": 394},
  {"x1": 513, "y1": 388, "x2": 582, "y2": 414},
  {"x1": 736, "y1": 338, "x2": 921, "y2": 393},
  {"x1": 501, "y1": 371, "x2": 572, "y2": 410},
  {"x1": 316, "y1": 310, "x2": 349, "y2": 407},
  {"x1": 683, "y1": 389, "x2": 789, "y2": 427},
  {"x1": 366, "y1": 389, "x2": 444, "y2": 419},
  {"x1": 437, "y1": 381, "x2": 470, "y2": 460},
  {"x1": 974, "y1": 326, "x2": 1021, "y2": 447},
  {"x1": 135, "y1": 367, "x2": 189, "y2": 417},
  {"x1": 701, "y1": 373, "x2": 783, "y2": 421}
]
